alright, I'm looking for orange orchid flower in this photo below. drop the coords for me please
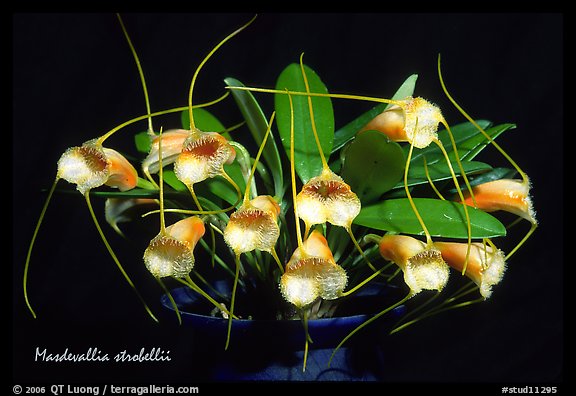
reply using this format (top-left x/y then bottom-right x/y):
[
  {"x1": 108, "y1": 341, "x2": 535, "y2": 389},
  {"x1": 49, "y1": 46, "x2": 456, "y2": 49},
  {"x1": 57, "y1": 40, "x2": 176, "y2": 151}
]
[
  {"x1": 296, "y1": 167, "x2": 361, "y2": 232},
  {"x1": 174, "y1": 130, "x2": 236, "y2": 188},
  {"x1": 223, "y1": 195, "x2": 281, "y2": 256},
  {"x1": 280, "y1": 230, "x2": 348, "y2": 309},
  {"x1": 143, "y1": 216, "x2": 206, "y2": 278},
  {"x1": 435, "y1": 241, "x2": 506, "y2": 299},
  {"x1": 57, "y1": 139, "x2": 138, "y2": 194},
  {"x1": 378, "y1": 234, "x2": 450, "y2": 295},
  {"x1": 362, "y1": 96, "x2": 445, "y2": 149},
  {"x1": 459, "y1": 178, "x2": 537, "y2": 224},
  {"x1": 142, "y1": 129, "x2": 189, "y2": 177}
]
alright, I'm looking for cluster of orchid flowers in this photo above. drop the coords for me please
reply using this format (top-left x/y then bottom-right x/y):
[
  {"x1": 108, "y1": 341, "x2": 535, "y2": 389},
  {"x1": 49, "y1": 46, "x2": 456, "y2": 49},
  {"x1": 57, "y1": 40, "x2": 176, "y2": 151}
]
[{"x1": 23, "y1": 15, "x2": 537, "y2": 371}]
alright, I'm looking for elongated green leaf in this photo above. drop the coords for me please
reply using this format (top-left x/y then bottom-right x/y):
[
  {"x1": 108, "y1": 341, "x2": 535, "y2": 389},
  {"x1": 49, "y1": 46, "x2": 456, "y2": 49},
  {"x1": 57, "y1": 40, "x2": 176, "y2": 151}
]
[
  {"x1": 162, "y1": 169, "x2": 187, "y2": 192},
  {"x1": 340, "y1": 130, "x2": 405, "y2": 204},
  {"x1": 458, "y1": 123, "x2": 517, "y2": 161},
  {"x1": 410, "y1": 123, "x2": 515, "y2": 174},
  {"x1": 446, "y1": 167, "x2": 518, "y2": 194},
  {"x1": 354, "y1": 198, "x2": 506, "y2": 239},
  {"x1": 275, "y1": 63, "x2": 334, "y2": 183},
  {"x1": 89, "y1": 189, "x2": 178, "y2": 199},
  {"x1": 396, "y1": 160, "x2": 492, "y2": 189},
  {"x1": 407, "y1": 120, "x2": 492, "y2": 165},
  {"x1": 332, "y1": 74, "x2": 418, "y2": 152},
  {"x1": 224, "y1": 77, "x2": 284, "y2": 198}
]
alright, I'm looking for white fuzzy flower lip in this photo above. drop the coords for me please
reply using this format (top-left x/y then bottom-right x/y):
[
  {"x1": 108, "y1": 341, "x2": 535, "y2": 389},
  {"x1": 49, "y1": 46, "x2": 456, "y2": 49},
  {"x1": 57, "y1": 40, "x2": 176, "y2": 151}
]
[
  {"x1": 143, "y1": 216, "x2": 205, "y2": 279},
  {"x1": 143, "y1": 235, "x2": 195, "y2": 278},
  {"x1": 57, "y1": 143, "x2": 109, "y2": 195},
  {"x1": 404, "y1": 247, "x2": 450, "y2": 294},
  {"x1": 296, "y1": 168, "x2": 361, "y2": 228},
  {"x1": 174, "y1": 132, "x2": 235, "y2": 186},
  {"x1": 224, "y1": 195, "x2": 281, "y2": 255},
  {"x1": 378, "y1": 234, "x2": 450, "y2": 295},
  {"x1": 224, "y1": 206, "x2": 280, "y2": 255},
  {"x1": 280, "y1": 231, "x2": 348, "y2": 308},
  {"x1": 401, "y1": 96, "x2": 443, "y2": 149},
  {"x1": 57, "y1": 140, "x2": 138, "y2": 194},
  {"x1": 281, "y1": 257, "x2": 348, "y2": 308}
]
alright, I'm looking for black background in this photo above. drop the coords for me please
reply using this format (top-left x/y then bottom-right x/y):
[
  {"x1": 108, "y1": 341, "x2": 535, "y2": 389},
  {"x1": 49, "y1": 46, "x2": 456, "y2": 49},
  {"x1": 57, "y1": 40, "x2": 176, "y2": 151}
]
[{"x1": 13, "y1": 12, "x2": 564, "y2": 387}]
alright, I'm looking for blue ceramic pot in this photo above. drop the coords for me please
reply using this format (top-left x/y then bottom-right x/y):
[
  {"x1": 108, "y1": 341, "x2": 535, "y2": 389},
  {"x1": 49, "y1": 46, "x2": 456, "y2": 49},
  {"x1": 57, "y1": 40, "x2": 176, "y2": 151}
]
[{"x1": 161, "y1": 283, "x2": 406, "y2": 381}]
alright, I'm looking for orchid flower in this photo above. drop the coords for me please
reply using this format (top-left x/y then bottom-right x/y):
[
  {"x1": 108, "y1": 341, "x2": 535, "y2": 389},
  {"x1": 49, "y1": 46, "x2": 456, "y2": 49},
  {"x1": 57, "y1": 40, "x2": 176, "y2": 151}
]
[
  {"x1": 436, "y1": 241, "x2": 506, "y2": 299},
  {"x1": 377, "y1": 234, "x2": 450, "y2": 295},
  {"x1": 280, "y1": 230, "x2": 347, "y2": 309}
]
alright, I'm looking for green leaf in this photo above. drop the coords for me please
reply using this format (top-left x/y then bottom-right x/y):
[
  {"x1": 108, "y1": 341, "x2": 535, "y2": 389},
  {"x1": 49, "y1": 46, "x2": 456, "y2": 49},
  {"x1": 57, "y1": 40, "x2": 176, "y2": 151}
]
[
  {"x1": 134, "y1": 131, "x2": 152, "y2": 154},
  {"x1": 397, "y1": 160, "x2": 493, "y2": 189},
  {"x1": 457, "y1": 123, "x2": 517, "y2": 161},
  {"x1": 181, "y1": 108, "x2": 229, "y2": 138},
  {"x1": 340, "y1": 130, "x2": 405, "y2": 204},
  {"x1": 224, "y1": 77, "x2": 284, "y2": 198},
  {"x1": 332, "y1": 74, "x2": 418, "y2": 152},
  {"x1": 407, "y1": 120, "x2": 492, "y2": 165},
  {"x1": 275, "y1": 63, "x2": 334, "y2": 183},
  {"x1": 469, "y1": 167, "x2": 518, "y2": 185},
  {"x1": 354, "y1": 198, "x2": 506, "y2": 239},
  {"x1": 445, "y1": 167, "x2": 518, "y2": 194},
  {"x1": 162, "y1": 169, "x2": 188, "y2": 192},
  {"x1": 205, "y1": 162, "x2": 246, "y2": 206},
  {"x1": 136, "y1": 177, "x2": 156, "y2": 190}
]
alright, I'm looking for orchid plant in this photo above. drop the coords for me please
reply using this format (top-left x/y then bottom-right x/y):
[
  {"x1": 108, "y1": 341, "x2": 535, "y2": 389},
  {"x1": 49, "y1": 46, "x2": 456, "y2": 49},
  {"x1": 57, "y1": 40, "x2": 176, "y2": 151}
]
[{"x1": 23, "y1": 14, "x2": 537, "y2": 372}]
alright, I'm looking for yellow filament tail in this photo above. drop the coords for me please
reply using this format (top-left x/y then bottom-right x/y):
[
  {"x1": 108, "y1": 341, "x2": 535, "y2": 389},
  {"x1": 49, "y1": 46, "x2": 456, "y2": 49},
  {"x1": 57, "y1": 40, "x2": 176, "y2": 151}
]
[
  {"x1": 329, "y1": 293, "x2": 412, "y2": 367},
  {"x1": 243, "y1": 111, "x2": 276, "y2": 203},
  {"x1": 188, "y1": 15, "x2": 257, "y2": 130},
  {"x1": 271, "y1": 248, "x2": 285, "y2": 274},
  {"x1": 226, "y1": 86, "x2": 401, "y2": 108},
  {"x1": 437, "y1": 54, "x2": 528, "y2": 184},
  {"x1": 347, "y1": 228, "x2": 380, "y2": 274},
  {"x1": 423, "y1": 157, "x2": 445, "y2": 200},
  {"x1": 116, "y1": 13, "x2": 154, "y2": 135},
  {"x1": 156, "y1": 277, "x2": 181, "y2": 325},
  {"x1": 220, "y1": 170, "x2": 243, "y2": 209},
  {"x1": 24, "y1": 178, "x2": 60, "y2": 318},
  {"x1": 299, "y1": 53, "x2": 329, "y2": 170},
  {"x1": 180, "y1": 275, "x2": 237, "y2": 319},
  {"x1": 404, "y1": 132, "x2": 432, "y2": 245},
  {"x1": 433, "y1": 138, "x2": 472, "y2": 274},
  {"x1": 340, "y1": 265, "x2": 388, "y2": 298},
  {"x1": 85, "y1": 192, "x2": 159, "y2": 322},
  {"x1": 225, "y1": 254, "x2": 242, "y2": 350},
  {"x1": 505, "y1": 222, "x2": 538, "y2": 260},
  {"x1": 287, "y1": 91, "x2": 304, "y2": 249},
  {"x1": 300, "y1": 308, "x2": 312, "y2": 372}
]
